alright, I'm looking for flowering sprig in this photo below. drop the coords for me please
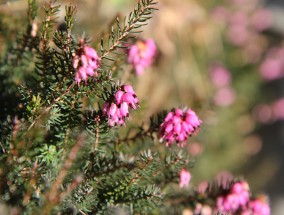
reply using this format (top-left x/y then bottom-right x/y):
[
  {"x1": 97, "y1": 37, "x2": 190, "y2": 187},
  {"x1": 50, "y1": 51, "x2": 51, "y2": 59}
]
[
  {"x1": 102, "y1": 84, "x2": 139, "y2": 127},
  {"x1": 216, "y1": 180, "x2": 250, "y2": 213},
  {"x1": 128, "y1": 38, "x2": 157, "y2": 75},
  {"x1": 159, "y1": 108, "x2": 202, "y2": 147},
  {"x1": 73, "y1": 43, "x2": 100, "y2": 85}
]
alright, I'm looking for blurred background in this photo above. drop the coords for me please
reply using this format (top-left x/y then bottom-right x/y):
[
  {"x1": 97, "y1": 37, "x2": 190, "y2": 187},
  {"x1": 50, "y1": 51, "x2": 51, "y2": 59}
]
[{"x1": 1, "y1": 0, "x2": 284, "y2": 214}]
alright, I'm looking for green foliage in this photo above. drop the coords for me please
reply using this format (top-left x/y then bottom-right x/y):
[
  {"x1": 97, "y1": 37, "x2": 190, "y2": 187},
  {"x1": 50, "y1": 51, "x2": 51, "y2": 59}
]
[{"x1": 0, "y1": 0, "x2": 171, "y2": 214}]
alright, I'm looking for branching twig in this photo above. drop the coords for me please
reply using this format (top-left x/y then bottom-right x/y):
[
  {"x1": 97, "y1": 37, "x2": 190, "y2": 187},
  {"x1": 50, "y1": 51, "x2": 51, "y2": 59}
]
[
  {"x1": 24, "y1": 83, "x2": 74, "y2": 134},
  {"x1": 100, "y1": 0, "x2": 157, "y2": 60},
  {"x1": 42, "y1": 134, "x2": 85, "y2": 214}
]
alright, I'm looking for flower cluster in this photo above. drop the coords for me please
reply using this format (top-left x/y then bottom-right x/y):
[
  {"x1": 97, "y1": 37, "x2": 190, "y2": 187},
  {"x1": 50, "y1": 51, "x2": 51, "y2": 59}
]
[
  {"x1": 102, "y1": 85, "x2": 139, "y2": 127},
  {"x1": 216, "y1": 181, "x2": 250, "y2": 213},
  {"x1": 179, "y1": 169, "x2": 191, "y2": 188},
  {"x1": 73, "y1": 45, "x2": 100, "y2": 85},
  {"x1": 159, "y1": 108, "x2": 201, "y2": 147},
  {"x1": 185, "y1": 175, "x2": 270, "y2": 215},
  {"x1": 242, "y1": 196, "x2": 270, "y2": 215},
  {"x1": 127, "y1": 39, "x2": 157, "y2": 75}
]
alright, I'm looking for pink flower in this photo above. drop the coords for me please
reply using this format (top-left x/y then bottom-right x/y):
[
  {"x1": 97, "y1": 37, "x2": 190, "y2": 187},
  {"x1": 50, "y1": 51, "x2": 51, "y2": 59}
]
[
  {"x1": 159, "y1": 108, "x2": 201, "y2": 147},
  {"x1": 216, "y1": 181, "x2": 250, "y2": 213},
  {"x1": 102, "y1": 84, "x2": 139, "y2": 127},
  {"x1": 73, "y1": 45, "x2": 100, "y2": 85},
  {"x1": 127, "y1": 39, "x2": 157, "y2": 75},
  {"x1": 179, "y1": 169, "x2": 191, "y2": 188},
  {"x1": 119, "y1": 102, "x2": 129, "y2": 117},
  {"x1": 242, "y1": 196, "x2": 270, "y2": 215},
  {"x1": 115, "y1": 90, "x2": 124, "y2": 104},
  {"x1": 259, "y1": 58, "x2": 283, "y2": 81},
  {"x1": 210, "y1": 64, "x2": 231, "y2": 88},
  {"x1": 122, "y1": 93, "x2": 138, "y2": 109},
  {"x1": 259, "y1": 47, "x2": 284, "y2": 81},
  {"x1": 123, "y1": 84, "x2": 135, "y2": 94}
]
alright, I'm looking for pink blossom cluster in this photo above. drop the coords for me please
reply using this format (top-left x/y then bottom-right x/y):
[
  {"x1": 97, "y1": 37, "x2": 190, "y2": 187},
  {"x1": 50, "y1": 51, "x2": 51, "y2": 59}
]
[
  {"x1": 242, "y1": 196, "x2": 270, "y2": 215},
  {"x1": 159, "y1": 108, "x2": 201, "y2": 147},
  {"x1": 259, "y1": 47, "x2": 284, "y2": 81},
  {"x1": 102, "y1": 85, "x2": 139, "y2": 127},
  {"x1": 210, "y1": 64, "x2": 236, "y2": 107},
  {"x1": 179, "y1": 169, "x2": 191, "y2": 188},
  {"x1": 212, "y1": 0, "x2": 272, "y2": 63},
  {"x1": 191, "y1": 197, "x2": 270, "y2": 215},
  {"x1": 216, "y1": 181, "x2": 250, "y2": 213},
  {"x1": 127, "y1": 39, "x2": 157, "y2": 75},
  {"x1": 73, "y1": 46, "x2": 100, "y2": 85}
]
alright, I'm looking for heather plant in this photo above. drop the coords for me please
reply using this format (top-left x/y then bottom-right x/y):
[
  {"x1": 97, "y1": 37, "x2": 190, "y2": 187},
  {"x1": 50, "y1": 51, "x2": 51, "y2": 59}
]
[{"x1": 0, "y1": 0, "x2": 271, "y2": 214}]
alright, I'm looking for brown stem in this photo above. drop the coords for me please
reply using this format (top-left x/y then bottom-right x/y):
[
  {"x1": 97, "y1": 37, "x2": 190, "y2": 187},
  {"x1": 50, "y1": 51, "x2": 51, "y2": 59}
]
[
  {"x1": 42, "y1": 134, "x2": 85, "y2": 215},
  {"x1": 94, "y1": 116, "x2": 100, "y2": 152},
  {"x1": 22, "y1": 160, "x2": 39, "y2": 206}
]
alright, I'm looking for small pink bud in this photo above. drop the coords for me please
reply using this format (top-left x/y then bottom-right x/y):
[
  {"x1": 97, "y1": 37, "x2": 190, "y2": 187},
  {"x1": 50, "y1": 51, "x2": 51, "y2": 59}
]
[
  {"x1": 85, "y1": 66, "x2": 95, "y2": 76},
  {"x1": 84, "y1": 46, "x2": 99, "y2": 60},
  {"x1": 174, "y1": 122, "x2": 181, "y2": 133},
  {"x1": 179, "y1": 169, "x2": 191, "y2": 188},
  {"x1": 75, "y1": 72, "x2": 81, "y2": 85},
  {"x1": 115, "y1": 90, "x2": 124, "y2": 104},
  {"x1": 175, "y1": 108, "x2": 183, "y2": 116},
  {"x1": 120, "y1": 102, "x2": 129, "y2": 117},
  {"x1": 78, "y1": 67, "x2": 87, "y2": 80},
  {"x1": 123, "y1": 85, "x2": 135, "y2": 94},
  {"x1": 165, "y1": 123, "x2": 173, "y2": 133},
  {"x1": 81, "y1": 55, "x2": 88, "y2": 67},
  {"x1": 108, "y1": 103, "x2": 117, "y2": 117},
  {"x1": 122, "y1": 93, "x2": 137, "y2": 109},
  {"x1": 165, "y1": 112, "x2": 174, "y2": 122}
]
